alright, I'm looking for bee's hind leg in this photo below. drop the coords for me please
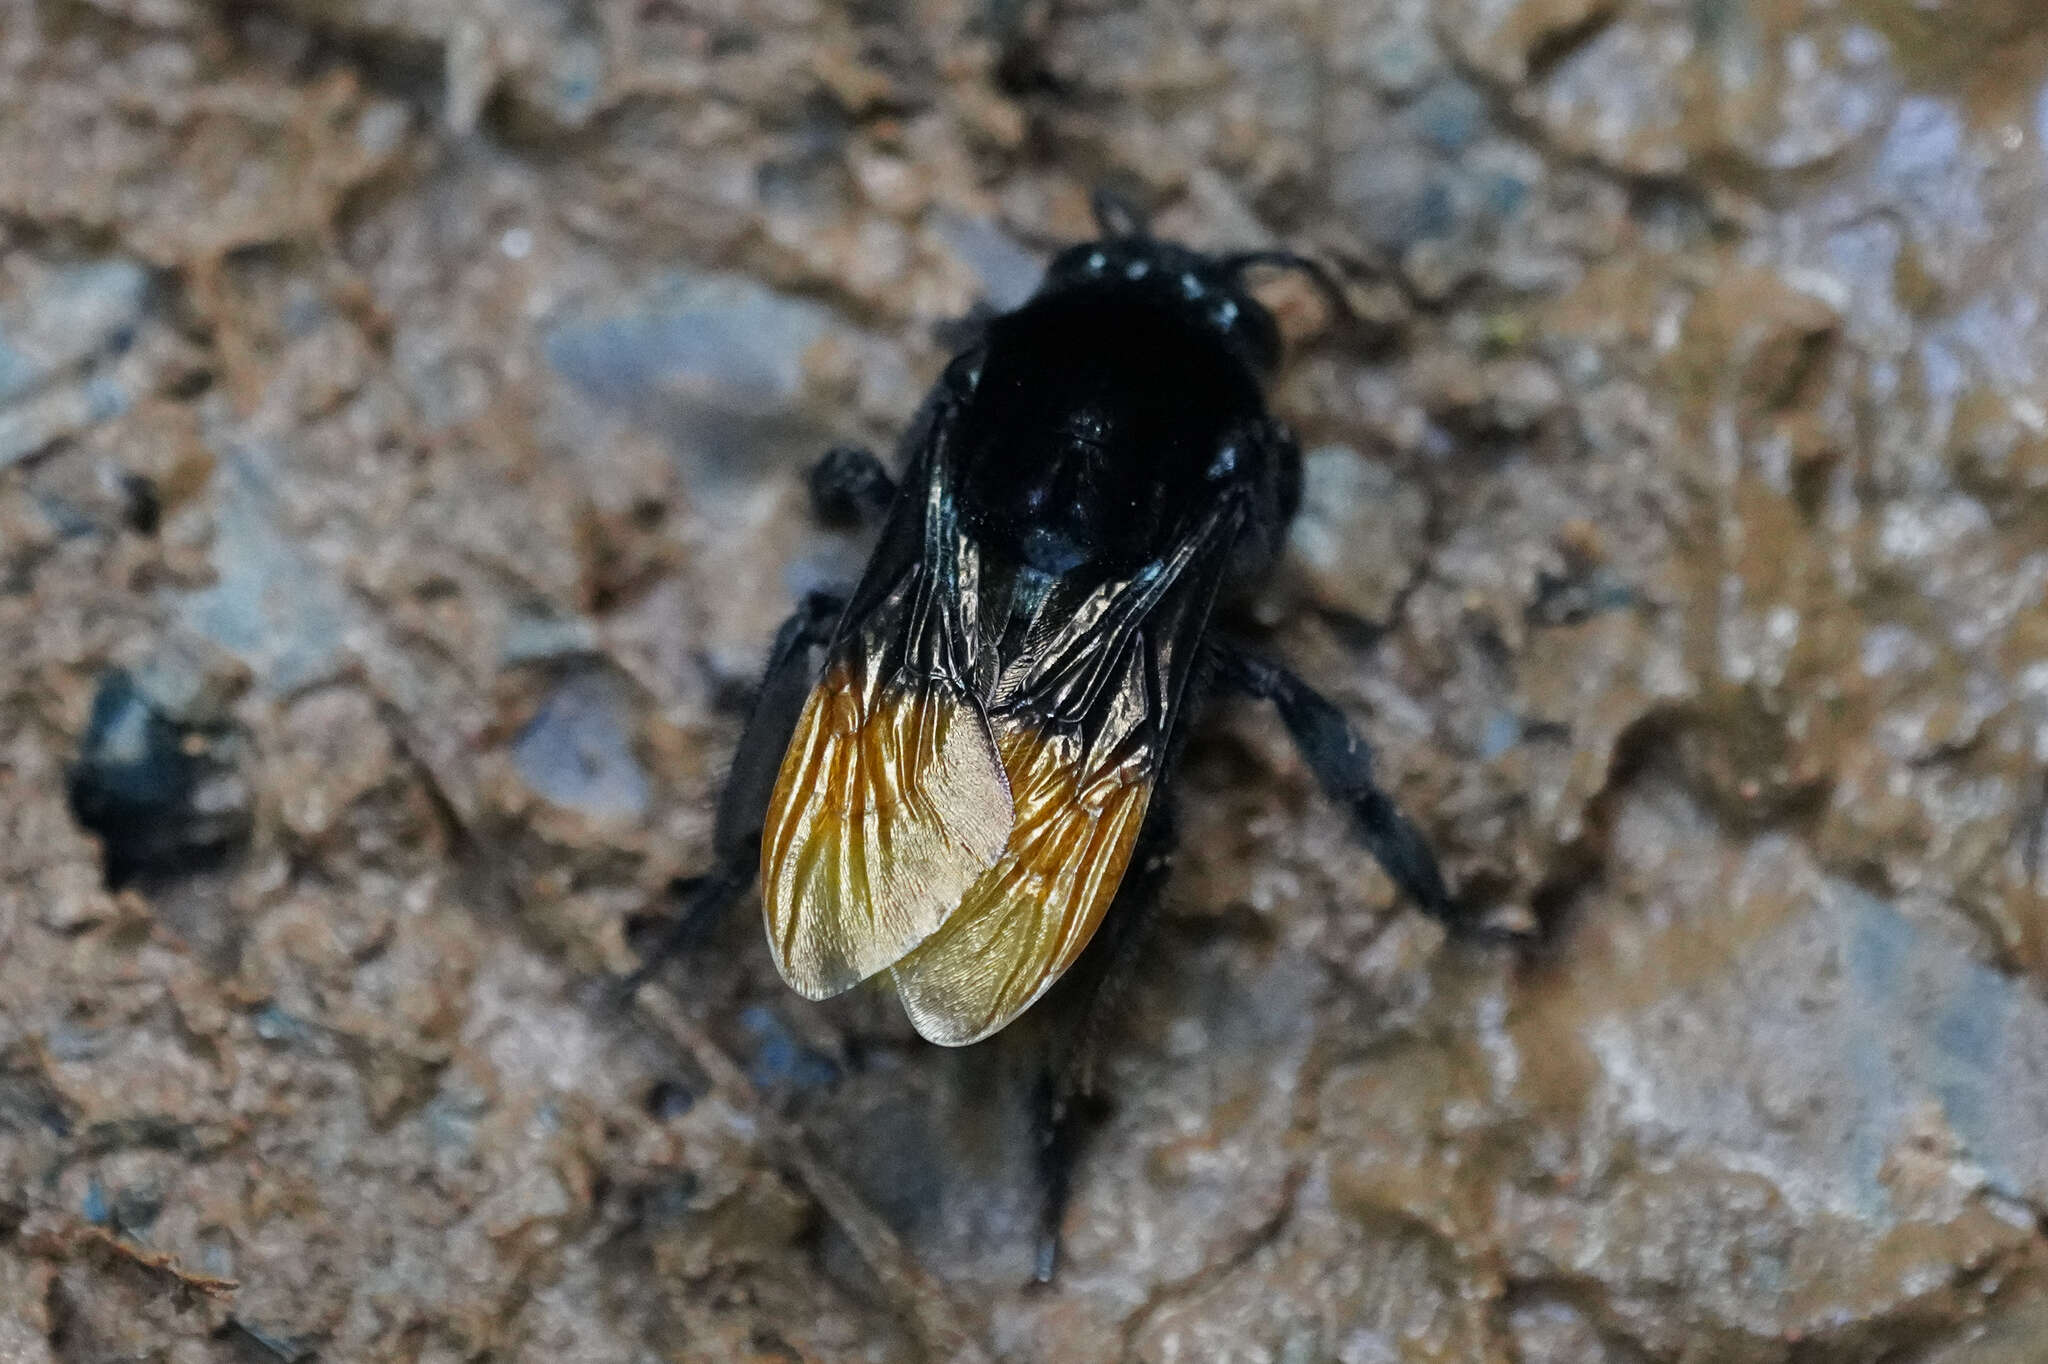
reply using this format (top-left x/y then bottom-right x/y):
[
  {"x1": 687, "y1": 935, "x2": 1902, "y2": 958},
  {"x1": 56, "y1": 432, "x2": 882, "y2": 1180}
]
[
  {"x1": 1029, "y1": 812, "x2": 1178, "y2": 1283},
  {"x1": 622, "y1": 590, "x2": 844, "y2": 995},
  {"x1": 1207, "y1": 640, "x2": 1524, "y2": 943}
]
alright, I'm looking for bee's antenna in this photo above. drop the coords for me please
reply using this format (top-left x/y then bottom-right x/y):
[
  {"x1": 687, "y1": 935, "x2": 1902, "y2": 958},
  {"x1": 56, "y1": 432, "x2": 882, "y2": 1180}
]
[
  {"x1": 1089, "y1": 186, "x2": 1150, "y2": 240},
  {"x1": 1217, "y1": 250, "x2": 1357, "y2": 327}
]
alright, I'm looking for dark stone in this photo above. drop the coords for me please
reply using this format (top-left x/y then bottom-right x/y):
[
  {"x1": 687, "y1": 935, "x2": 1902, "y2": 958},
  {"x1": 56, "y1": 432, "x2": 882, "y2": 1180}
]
[{"x1": 66, "y1": 670, "x2": 249, "y2": 890}]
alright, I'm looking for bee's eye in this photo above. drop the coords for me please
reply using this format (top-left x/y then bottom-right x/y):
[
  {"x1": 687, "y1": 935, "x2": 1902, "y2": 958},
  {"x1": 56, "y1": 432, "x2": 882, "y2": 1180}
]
[{"x1": 1207, "y1": 444, "x2": 1241, "y2": 480}]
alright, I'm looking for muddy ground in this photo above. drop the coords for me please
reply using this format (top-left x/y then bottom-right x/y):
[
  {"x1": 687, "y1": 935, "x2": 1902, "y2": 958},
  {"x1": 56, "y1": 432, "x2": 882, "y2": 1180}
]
[{"x1": 5, "y1": 0, "x2": 2048, "y2": 1359}]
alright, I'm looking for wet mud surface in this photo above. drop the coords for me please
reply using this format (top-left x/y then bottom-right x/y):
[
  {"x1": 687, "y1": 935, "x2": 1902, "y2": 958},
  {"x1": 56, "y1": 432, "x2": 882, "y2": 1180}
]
[{"x1": 6, "y1": 0, "x2": 2048, "y2": 1358}]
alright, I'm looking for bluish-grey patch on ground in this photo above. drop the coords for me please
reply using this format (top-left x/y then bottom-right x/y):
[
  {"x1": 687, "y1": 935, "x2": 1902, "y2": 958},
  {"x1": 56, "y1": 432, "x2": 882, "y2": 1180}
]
[{"x1": 511, "y1": 670, "x2": 650, "y2": 822}]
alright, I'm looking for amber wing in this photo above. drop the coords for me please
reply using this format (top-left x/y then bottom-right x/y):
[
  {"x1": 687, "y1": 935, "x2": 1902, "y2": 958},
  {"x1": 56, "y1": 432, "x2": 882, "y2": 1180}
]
[
  {"x1": 889, "y1": 517, "x2": 1235, "y2": 1044},
  {"x1": 762, "y1": 423, "x2": 1238, "y2": 1038},
  {"x1": 761, "y1": 658, "x2": 1016, "y2": 998},
  {"x1": 761, "y1": 440, "x2": 1017, "y2": 998}
]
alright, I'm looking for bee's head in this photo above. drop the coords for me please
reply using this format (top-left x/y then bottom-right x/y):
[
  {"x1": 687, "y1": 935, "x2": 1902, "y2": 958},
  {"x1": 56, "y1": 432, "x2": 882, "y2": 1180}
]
[
  {"x1": 1040, "y1": 236, "x2": 1284, "y2": 375},
  {"x1": 1035, "y1": 190, "x2": 1351, "y2": 376}
]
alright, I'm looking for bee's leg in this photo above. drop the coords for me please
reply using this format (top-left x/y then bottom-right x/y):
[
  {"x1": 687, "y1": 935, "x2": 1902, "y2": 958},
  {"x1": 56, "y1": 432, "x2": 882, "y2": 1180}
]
[
  {"x1": 808, "y1": 445, "x2": 897, "y2": 528},
  {"x1": 1029, "y1": 1059, "x2": 1091, "y2": 1285},
  {"x1": 622, "y1": 591, "x2": 844, "y2": 994},
  {"x1": 1031, "y1": 814, "x2": 1178, "y2": 1283},
  {"x1": 1208, "y1": 641, "x2": 1510, "y2": 941}
]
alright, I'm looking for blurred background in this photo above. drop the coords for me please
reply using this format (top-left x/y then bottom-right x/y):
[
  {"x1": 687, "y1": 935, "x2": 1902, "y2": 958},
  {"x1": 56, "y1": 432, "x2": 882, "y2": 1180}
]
[{"x1": 6, "y1": 0, "x2": 2048, "y2": 1359}]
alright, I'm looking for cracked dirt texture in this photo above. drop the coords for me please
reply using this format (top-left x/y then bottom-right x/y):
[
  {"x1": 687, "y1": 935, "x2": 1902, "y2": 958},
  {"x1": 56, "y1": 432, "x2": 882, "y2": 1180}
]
[{"x1": 6, "y1": 0, "x2": 2048, "y2": 1359}]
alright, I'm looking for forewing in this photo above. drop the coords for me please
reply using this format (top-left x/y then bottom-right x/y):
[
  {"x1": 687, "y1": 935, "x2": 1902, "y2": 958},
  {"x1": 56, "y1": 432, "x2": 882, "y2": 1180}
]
[
  {"x1": 762, "y1": 653, "x2": 1012, "y2": 998},
  {"x1": 760, "y1": 439, "x2": 1015, "y2": 999},
  {"x1": 891, "y1": 512, "x2": 1236, "y2": 1046},
  {"x1": 889, "y1": 683, "x2": 1153, "y2": 1045}
]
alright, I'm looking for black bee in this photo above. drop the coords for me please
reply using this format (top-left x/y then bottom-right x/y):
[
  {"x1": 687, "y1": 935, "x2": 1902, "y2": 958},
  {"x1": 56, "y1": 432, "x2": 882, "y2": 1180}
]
[{"x1": 635, "y1": 199, "x2": 1489, "y2": 1278}]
